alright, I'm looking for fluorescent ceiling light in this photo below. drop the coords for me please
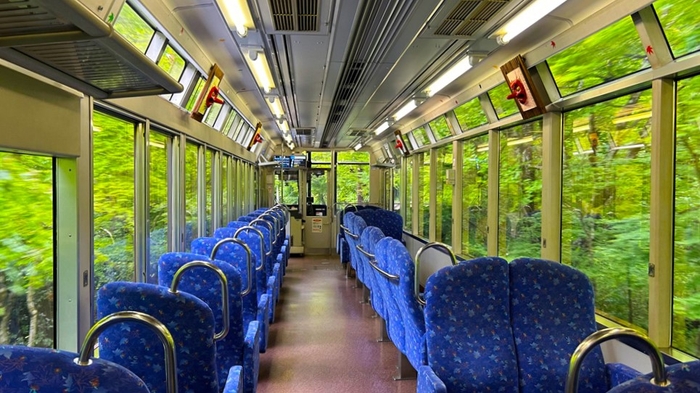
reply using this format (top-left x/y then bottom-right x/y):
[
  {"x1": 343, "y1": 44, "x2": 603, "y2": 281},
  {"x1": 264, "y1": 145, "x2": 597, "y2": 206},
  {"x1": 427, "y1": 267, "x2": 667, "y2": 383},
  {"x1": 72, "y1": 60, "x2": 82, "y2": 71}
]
[
  {"x1": 279, "y1": 120, "x2": 289, "y2": 132},
  {"x1": 495, "y1": 0, "x2": 568, "y2": 44},
  {"x1": 374, "y1": 121, "x2": 390, "y2": 135},
  {"x1": 354, "y1": 143, "x2": 363, "y2": 151},
  {"x1": 218, "y1": 0, "x2": 255, "y2": 37},
  {"x1": 394, "y1": 100, "x2": 417, "y2": 121},
  {"x1": 246, "y1": 52, "x2": 275, "y2": 93},
  {"x1": 267, "y1": 96, "x2": 284, "y2": 118},
  {"x1": 426, "y1": 56, "x2": 472, "y2": 97}
]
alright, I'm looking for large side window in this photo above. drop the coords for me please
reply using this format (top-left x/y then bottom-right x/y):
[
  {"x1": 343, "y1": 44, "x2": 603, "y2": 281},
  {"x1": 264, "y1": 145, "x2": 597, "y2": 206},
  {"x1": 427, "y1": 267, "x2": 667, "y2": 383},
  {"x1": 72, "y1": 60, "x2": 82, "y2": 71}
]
[
  {"x1": 404, "y1": 157, "x2": 414, "y2": 231},
  {"x1": 113, "y1": 3, "x2": 155, "y2": 53},
  {"x1": 462, "y1": 135, "x2": 489, "y2": 258},
  {"x1": 435, "y1": 144, "x2": 453, "y2": 245},
  {"x1": 93, "y1": 112, "x2": 136, "y2": 294},
  {"x1": 184, "y1": 141, "x2": 199, "y2": 250},
  {"x1": 498, "y1": 121, "x2": 543, "y2": 259},
  {"x1": 0, "y1": 152, "x2": 54, "y2": 347},
  {"x1": 562, "y1": 90, "x2": 652, "y2": 331},
  {"x1": 336, "y1": 151, "x2": 370, "y2": 205},
  {"x1": 148, "y1": 131, "x2": 169, "y2": 284},
  {"x1": 654, "y1": 0, "x2": 700, "y2": 59},
  {"x1": 417, "y1": 152, "x2": 430, "y2": 238}
]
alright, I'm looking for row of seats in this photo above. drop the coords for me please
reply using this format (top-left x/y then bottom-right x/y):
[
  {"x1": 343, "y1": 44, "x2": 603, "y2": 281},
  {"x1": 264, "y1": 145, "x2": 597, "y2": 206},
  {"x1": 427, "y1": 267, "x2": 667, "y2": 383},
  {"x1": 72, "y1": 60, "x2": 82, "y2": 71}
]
[
  {"x1": 0, "y1": 204, "x2": 290, "y2": 393},
  {"x1": 340, "y1": 207, "x2": 700, "y2": 393}
]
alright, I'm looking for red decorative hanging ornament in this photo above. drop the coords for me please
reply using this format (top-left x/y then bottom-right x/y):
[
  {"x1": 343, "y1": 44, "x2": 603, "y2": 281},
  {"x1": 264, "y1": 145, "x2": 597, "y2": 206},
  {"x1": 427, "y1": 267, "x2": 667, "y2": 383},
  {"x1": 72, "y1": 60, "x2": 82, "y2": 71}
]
[
  {"x1": 506, "y1": 79, "x2": 528, "y2": 105},
  {"x1": 205, "y1": 86, "x2": 224, "y2": 108},
  {"x1": 253, "y1": 133, "x2": 264, "y2": 145},
  {"x1": 395, "y1": 138, "x2": 403, "y2": 150}
]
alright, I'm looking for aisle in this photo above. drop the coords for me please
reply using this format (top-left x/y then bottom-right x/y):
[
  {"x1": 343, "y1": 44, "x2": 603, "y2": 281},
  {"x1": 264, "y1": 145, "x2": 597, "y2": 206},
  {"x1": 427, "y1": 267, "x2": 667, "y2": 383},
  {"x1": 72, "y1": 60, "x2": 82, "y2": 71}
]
[{"x1": 256, "y1": 255, "x2": 416, "y2": 393}]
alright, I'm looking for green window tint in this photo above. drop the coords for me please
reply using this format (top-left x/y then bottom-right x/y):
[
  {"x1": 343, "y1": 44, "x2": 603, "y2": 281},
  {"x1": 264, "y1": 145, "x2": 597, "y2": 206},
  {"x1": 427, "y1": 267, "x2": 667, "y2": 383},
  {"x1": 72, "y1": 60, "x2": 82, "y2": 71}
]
[
  {"x1": 498, "y1": 121, "x2": 543, "y2": 260},
  {"x1": 0, "y1": 152, "x2": 53, "y2": 347},
  {"x1": 417, "y1": 152, "x2": 430, "y2": 239},
  {"x1": 157, "y1": 45, "x2": 185, "y2": 81},
  {"x1": 405, "y1": 157, "x2": 413, "y2": 231},
  {"x1": 429, "y1": 116, "x2": 453, "y2": 140},
  {"x1": 184, "y1": 142, "x2": 199, "y2": 250},
  {"x1": 674, "y1": 75, "x2": 700, "y2": 356},
  {"x1": 454, "y1": 97, "x2": 488, "y2": 131},
  {"x1": 205, "y1": 149, "x2": 213, "y2": 236},
  {"x1": 435, "y1": 144, "x2": 453, "y2": 245},
  {"x1": 461, "y1": 135, "x2": 489, "y2": 258},
  {"x1": 655, "y1": 0, "x2": 700, "y2": 58},
  {"x1": 113, "y1": 3, "x2": 154, "y2": 53},
  {"x1": 221, "y1": 156, "x2": 229, "y2": 227},
  {"x1": 311, "y1": 152, "x2": 332, "y2": 163},
  {"x1": 413, "y1": 127, "x2": 430, "y2": 147},
  {"x1": 562, "y1": 90, "x2": 651, "y2": 331},
  {"x1": 488, "y1": 83, "x2": 520, "y2": 119},
  {"x1": 185, "y1": 77, "x2": 206, "y2": 112},
  {"x1": 310, "y1": 169, "x2": 329, "y2": 205},
  {"x1": 393, "y1": 167, "x2": 401, "y2": 214},
  {"x1": 204, "y1": 103, "x2": 223, "y2": 128},
  {"x1": 548, "y1": 17, "x2": 649, "y2": 97},
  {"x1": 337, "y1": 151, "x2": 369, "y2": 162},
  {"x1": 148, "y1": 131, "x2": 169, "y2": 284},
  {"x1": 93, "y1": 112, "x2": 135, "y2": 296}
]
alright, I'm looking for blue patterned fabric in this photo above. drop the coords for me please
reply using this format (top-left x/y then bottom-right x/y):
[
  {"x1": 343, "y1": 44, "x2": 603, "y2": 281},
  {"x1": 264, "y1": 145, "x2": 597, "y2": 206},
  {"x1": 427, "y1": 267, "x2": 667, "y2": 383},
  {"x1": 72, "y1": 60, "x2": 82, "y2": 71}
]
[
  {"x1": 423, "y1": 256, "x2": 519, "y2": 392},
  {"x1": 362, "y1": 226, "x2": 385, "y2": 318},
  {"x1": 157, "y1": 251, "x2": 260, "y2": 393},
  {"x1": 374, "y1": 237, "x2": 406, "y2": 351},
  {"x1": 96, "y1": 281, "x2": 220, "y2": 393},
  {"x1": 417, "y1": 365, "x2": 447, "y2": 393},
  {"x1": 355, "y1": 209, "x2": 403, "y2": 241},
  {"x1": 224, "y1": 365, "x2": 244, "y2": 393},
  {"x1": 0, "y1": 345, "x2": 150, "y2": 393},
  {"x1": 509, "y1": 258, "x2": 609, "y2": 393},
  {"x1": 352, "y1": 215, "x2": 368, "y2": 285},
  {"x1": 607, "y1": 362, "x2": 643, "y2": 387},
  {"x1": 343, "y1": 212, "x2": 359, "y2": 271},
  {"x1": 607, "y1": 361, "x2": 700, "y2": 392}
]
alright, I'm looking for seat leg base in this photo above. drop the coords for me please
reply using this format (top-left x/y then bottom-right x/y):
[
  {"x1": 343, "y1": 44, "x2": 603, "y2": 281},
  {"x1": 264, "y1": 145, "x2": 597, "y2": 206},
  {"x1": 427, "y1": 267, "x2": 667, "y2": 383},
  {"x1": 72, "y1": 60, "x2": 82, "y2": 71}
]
[
  {"x1": 392, "y1": 352, "x2": 416, "y2": 381},
  {"x1": 377, "y1": 319, "x2": 390, "y2": 342}
]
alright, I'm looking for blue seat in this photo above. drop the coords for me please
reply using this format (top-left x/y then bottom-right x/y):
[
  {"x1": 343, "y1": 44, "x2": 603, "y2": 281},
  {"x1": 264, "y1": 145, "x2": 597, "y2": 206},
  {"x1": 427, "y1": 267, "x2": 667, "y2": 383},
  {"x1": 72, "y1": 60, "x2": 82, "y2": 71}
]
[
  {"x1": 350, "y1": 215, "x2": 368, "y2": 286},
  {"x1": 96, "y1": 281, "x2": 243, "y2": 393},
  {"x1": 158, "y1": 252, "x2": 260, "y2": 393},
  {"x1": 360, "y1": 226, "x2": 386, "y2": 319},
  {"x1": 605, "y1": 361, "x2": 700, "y2": 392},
  {"x1": 0, "y1": 345, "x2": 151, "y2": 393},
  {"x1": 355, "y1": 209, "x2": 403, "y2": 241},
  {"x1": 374, "y1": 237, "x2": 406, "y2": 351}
]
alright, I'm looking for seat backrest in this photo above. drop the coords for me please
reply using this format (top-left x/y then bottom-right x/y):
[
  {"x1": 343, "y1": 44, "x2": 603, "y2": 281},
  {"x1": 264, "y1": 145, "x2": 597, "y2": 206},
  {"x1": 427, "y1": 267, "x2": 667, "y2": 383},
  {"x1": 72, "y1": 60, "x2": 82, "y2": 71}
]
[
  {"x1": 423, "y1": 256, "x2": 519, "y2": 392},
  {"x1": 374, "y1": 237, "x2": 405, "y2": 350},
  {"x1": 362, "y1": 226, "x2": 386, "y2": 318},
  {"x1": 355, "y1": 209, "x2": 403, "y2": 241},
  {"x1": 343, "y1": 212, "x2": 359, "y2": 268},
  {"x1": 157, "y1": 251, "x2": 245, "y2": 388},
  {"x1": 0, "y1": 345, "x2": 150, "y2": 392},
  {"x1": 351, "y1": 215, "x2": 368, "y2": 283},
  {"x1": 606, "y1": 360, "x2": 700, "y2": 392},
  {"x1": 510, "y1": 258, "x2": 608, "y2": 393},
  {"x1": 97, "y1": 281, "x2": 220, "y2": 393}
]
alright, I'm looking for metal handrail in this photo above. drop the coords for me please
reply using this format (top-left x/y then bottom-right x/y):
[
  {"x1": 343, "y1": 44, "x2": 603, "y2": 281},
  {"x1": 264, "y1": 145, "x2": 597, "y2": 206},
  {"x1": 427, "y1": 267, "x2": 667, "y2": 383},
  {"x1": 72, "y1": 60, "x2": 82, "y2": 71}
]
[
  {"x1": 356, "y1": 244, "x2": 374, "y2": 260},
  {"x1": 340, "y1": 224, "x2": 360, "y2": 240},
  {"x1": 250, "y1": 218, "x2": 274, "y2": 256},
  {"x1": 565, "y1": 327, "x2": 669, "y2": 393},
  {"x1": 234, "y1": 226, "x2": 266, "y2": 271},
  {"x1": 77, "y1": 311, "x2": 178, "y2": 393},
  {"x1": 261, "y1": 211, "x2": 280, "y2": 235},
  {"x1": 170, "y1": 261, "x2": 230, "y2": 341},
  {"x1": 210, "y1": 237, "x2": 254, "y2": 297},
  {"x1": 414, "y1": 242, "x2": 458, "y2": 306},
  {"x1": 368, "y1": 259, "x2": 400, "y2": 281}
]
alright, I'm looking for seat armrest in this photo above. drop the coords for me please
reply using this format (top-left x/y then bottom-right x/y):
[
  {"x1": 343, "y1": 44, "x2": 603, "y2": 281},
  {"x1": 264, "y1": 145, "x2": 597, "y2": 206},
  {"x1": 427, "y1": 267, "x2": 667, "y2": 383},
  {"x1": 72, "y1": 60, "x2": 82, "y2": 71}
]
[
  {"x1": 222, "y1": 365, "x2": 243, "y2": 393},
  {"x1": 607, "y1": 362, "x2": 643, "y2": 387},
  {"x1": 417, "y1": 365, "x2": 447, "y2": 393},
  {"x1": 243, "y1": 321, "x2": 261, "y2": 392}
]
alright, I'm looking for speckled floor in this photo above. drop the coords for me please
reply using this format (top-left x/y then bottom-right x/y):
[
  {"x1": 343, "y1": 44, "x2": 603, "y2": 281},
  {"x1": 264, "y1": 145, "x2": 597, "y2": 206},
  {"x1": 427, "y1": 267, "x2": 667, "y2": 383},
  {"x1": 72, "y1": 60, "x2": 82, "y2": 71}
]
[{"x1": 256, "y1": 255, "x2": 416, "y2": 393}]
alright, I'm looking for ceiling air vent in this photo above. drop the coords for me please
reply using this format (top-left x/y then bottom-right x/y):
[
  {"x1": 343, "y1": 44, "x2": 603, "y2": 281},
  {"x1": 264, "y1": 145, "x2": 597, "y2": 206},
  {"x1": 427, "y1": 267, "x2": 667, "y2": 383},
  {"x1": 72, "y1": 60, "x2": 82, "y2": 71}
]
[
  {"x1": 294, "y1": 128, "x2": 315, "y2": 136},
  {"x1": 434, "y1": 0, "x2": 511, "y2": 38},
  {"x1": 269, "y1": 0, "x2": 320, "y2": 32},
  {"x1": 347, "y1": 129, "x2": 367, "y2": 137},
  {"x1": 0, "y1": 0, "x2": 182, "y2": 98}
]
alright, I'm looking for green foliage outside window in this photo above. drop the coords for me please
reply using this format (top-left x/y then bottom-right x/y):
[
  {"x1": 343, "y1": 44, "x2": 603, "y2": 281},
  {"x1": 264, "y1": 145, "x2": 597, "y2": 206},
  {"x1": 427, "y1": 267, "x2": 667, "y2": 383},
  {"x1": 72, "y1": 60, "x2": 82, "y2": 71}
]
[
  {"x1": 393, "y1": 167, "x2": 401, "y2": 214},
  {"x1": 204, "y1": 104, "x2": 223, "y2": 127},
  {"x1": 185, "y1": 77, "x2": 206, "y2": 112},
  {"x1": 275, "y1": 172, "x2": 299, "y2": 205},
  {"x1": 548, "y1": 17, "x2": 648, "y2": 97},
  {"x1": 488, "y1": 83, "x2": 519, "y2": 119},
  {"x1": 498, "y1": 121, "x2": 542, "y2": 259},
  {"x1": 462, "y1": 135, "x2": 489, "y2": 258},
  {"x1": 113, "y1": 4, "x2": 154, "y2": 53},
  {"x1": 405, "y1": 157, "x2": 414, "y2": 231},
  {"x1": 205, "y1": 150, "x2": 213, "y2": 236},
  {"x1": 148, "y1": 132, "x2": 168, "y2": 284},
  {"x1": 674, "y1": 75, "x2": 700, "y2": 356},
  {"x1": 158, "y1": 45, "x2": 186, "y2": 81},
  {"x1": 562, "y1": 90, "x2": 652, "y2": 331},
  {"x1": 413, "y1": 127, "x2": 430, "y2": 147},
  {"x1": 310, "y1": 168, "x2": 329, "y2": 205},
  {"x1": 0, "y1": 152, "x2": 53, "y2": 347},
  {"x1": 435, "y1": 145, "x2": 453, "y2": 244},
  {"x1": 311, "y1": 152, "x2": 332, "y2": 163},
  {"x1": 655, "y1": 0, "x2": 700, "y2": 59},
  {"x1": 418, "y1": 152, "x2": 430, "y2": 238},
  {"x1": 337, "y1": 151, "x2": 369, "y2": 162},
  {"x1": 93, "y1": 112, "x2": 136, "y2": 298},
  {"x1": 454, "y1": 97, "x2": 488, "y2": 131},
  {"x1": 429, "y1": 116, "x2": 452, "y2": 140},
  {"x1": 221, "y1": 157, "x2": 229, "y2": 227},
  {"x1": 184, "y1": 142, "x2": 199, "y2": 250}
]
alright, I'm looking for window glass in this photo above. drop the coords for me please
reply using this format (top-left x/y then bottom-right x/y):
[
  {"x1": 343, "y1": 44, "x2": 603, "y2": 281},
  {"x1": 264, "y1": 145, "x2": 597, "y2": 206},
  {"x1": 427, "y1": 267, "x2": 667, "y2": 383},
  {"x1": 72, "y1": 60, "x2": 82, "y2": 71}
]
[
  {"x1": 455, "y1": 97, "x2": 489, "y2": 131},
  {"x1": 383, "y1": 169, "x2": 391, "y2": 209},
  {"x1": 488, "y1": 83, "x2": 519, "y2": 119},
  {"x1": 157, "y1": 45, "x2": 186, "y2": 81},
  {"x1": 310, "y1": 169, "x2": 329, "y2": 205},
  {"x1": 405, "y1": 157, "x2": 413, "y2": 231},
  {"x1": 413, "y1": 127, "x2": 430, "y2": 147},
  {"x1": 337, "y1": 151, "x2": 369, "y2": 162},
  {"x1": 276, "y1": 172, "x2": 298, "y2": 205},
  {"x1": 222, "y1": 112, "x2": 238, "y2": 137},
  {"x1": 462, "y1": 135, "x2": 489, "y2": 258},
  {"x1": 184, "y1": 142, "x2": 199, "y2": 250},
  {"x1": 113, "y1": 3, "x2": 154, "y2": 53},
  {"x1": 562, "y1": 90, "x2": 651, "y2": 331},
  {"x1": 674, "y1": 75, "x2": 700, "y2": 356},
  {"x1": 204, "y1": 103, "x2": 223, "y2": 127},
  {"x1": 393, "y1": 167, "x2": 401, "y2": 214},
  {"x1": 311, "y1": 152, "x2": 332, "y2": 163},
  {"x1": 405, "y1": 132, "x2": 416, "y2": 150},
  {"x1": 429, "y1": 116, "x2": 452, "y2": 140},
  {"x1": 0, "y1": 152, "x2": 53, "y2": 347},
  {"x1": 185, "y1": 77, "x2": 206, "y2": 112},
  {"x1": 93, "y1": 112, "x2": 135, "y2": 295},
  {"x1": 548, "y1": 17, "x2": 648, "y2": 97},
  {"x1": 417, "y1": 152, "x2": 430, "y2": 238},
  {"x1": 148, "y1": 131, "x2": 168, "y2": 284},
  {"x1": 435, "y1": 144, "x2": 453, "y2": 245},
  {"x1": 205, "y1": 149, "x2": 213, "y2": 236},
  {"x1": 655, "y1": 0, "x2": 700, "y2": 58},
  {"x1": 336, "y1": 164, "x2": 369, "y2": 205},
  {"x1": 498, "y1": 121, "x2": 543, "y2": 259},
  {"x1": 221, "y1": 156, "x2": 229, "y2": 227}
]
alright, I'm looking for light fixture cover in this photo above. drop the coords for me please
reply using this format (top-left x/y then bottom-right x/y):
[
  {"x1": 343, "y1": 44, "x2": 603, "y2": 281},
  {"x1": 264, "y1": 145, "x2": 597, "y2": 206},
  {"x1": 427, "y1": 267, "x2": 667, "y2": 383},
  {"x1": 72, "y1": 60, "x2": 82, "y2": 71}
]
[{"x1": 496, "y1": 0, "x2": 568, "y2": 44}]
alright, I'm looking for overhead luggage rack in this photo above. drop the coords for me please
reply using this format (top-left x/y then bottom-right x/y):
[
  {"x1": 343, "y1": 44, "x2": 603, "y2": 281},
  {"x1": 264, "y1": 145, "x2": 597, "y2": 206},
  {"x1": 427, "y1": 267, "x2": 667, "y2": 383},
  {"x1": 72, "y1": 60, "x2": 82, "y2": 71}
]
[{"x1": 0, "y1": 0, "x2": 183, "y2": 98}]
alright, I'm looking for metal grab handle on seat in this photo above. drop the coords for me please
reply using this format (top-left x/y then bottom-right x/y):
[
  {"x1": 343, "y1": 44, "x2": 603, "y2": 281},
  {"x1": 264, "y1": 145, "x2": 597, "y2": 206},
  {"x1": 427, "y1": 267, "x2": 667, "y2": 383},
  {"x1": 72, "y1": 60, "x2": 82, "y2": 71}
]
[
  {"x1": 170, "y1": 261, "x2": 230, "y2": 341},
  {"x1": 234, "y1": 226, "x2": 266, "y2": 271},
  {"x1": 261, "y1": 211, "x2": 280, "y2": 235},
  {"x1": 356, "y1": 244, "x2": 374, "y2": 260},
  {"x1": 78, "y1": 311, "x2": 178, "y2": 393},
  {"x1": 210, "y1": 237, "x2": 254, "y2": 297},
  {"x1": 340, "y1": 224, "x2": 359, "y2": 240},
  {"x1": 565, "y1": 327, "x2": 669, "y2": 393},
  {"x1": 250, "y1": 218, "x2": 274, "y2": 256},
  {"x1": 414, "y1": 242, "x2": 458, "y2": 306},
  {"x1": 345, "y1": 203, "x2": 358, "y2": 212}
]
